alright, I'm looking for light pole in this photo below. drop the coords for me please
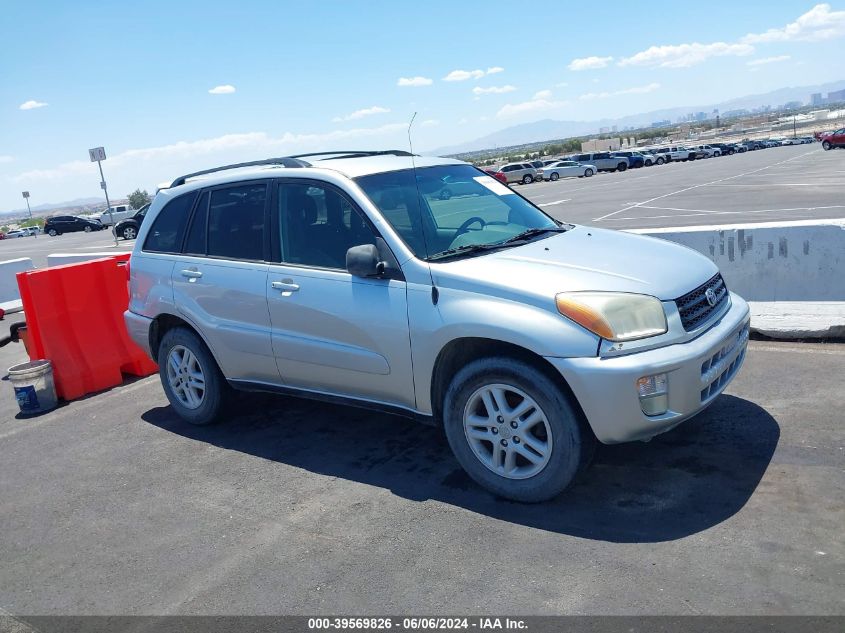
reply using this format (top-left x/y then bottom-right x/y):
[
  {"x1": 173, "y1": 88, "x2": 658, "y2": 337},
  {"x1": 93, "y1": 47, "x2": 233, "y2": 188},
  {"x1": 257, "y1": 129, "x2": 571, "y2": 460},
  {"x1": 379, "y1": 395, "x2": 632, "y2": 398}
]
[
  {"x1": 88, "y1": 146, "x2": 118, "y2": 247},
  {"x1": 21, "y1": 191, "x2": 37, "y2": 238}
]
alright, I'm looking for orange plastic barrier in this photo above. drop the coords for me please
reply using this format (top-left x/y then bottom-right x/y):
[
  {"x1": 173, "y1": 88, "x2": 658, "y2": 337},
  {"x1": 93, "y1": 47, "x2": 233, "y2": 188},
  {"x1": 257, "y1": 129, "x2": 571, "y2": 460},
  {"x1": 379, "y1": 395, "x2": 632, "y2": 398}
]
[{"x1": 16, "y1": 254, "x2": 158, "y2": 400}]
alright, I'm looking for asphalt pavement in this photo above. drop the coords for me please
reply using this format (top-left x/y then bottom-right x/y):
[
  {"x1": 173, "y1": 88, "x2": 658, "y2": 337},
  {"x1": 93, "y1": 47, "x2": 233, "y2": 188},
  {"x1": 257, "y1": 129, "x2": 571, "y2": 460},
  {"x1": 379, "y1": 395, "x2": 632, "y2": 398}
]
[
  {"x1": 0, "y1": 314, "x2": 842, "y2": 615},
  {"x1": 519, "y1": 144, "x2": 845, "y2": 229}
]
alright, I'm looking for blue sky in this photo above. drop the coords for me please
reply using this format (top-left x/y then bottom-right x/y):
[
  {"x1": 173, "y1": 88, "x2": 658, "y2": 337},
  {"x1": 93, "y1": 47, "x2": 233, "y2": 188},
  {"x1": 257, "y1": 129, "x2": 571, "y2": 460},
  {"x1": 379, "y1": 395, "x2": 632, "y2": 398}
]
[{"x1": 1, "y1": 0, "x2": 844, "y2": 211}]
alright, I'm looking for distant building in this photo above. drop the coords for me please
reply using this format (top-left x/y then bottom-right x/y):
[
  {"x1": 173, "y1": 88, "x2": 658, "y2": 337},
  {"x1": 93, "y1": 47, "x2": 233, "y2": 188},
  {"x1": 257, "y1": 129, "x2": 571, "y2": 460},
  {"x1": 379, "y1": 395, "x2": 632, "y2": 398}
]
[
  {"x1": 783, "y1": 101, "x2": 802, "y2": 110},
  {"x1": 599, "y1": 126, "x2": 611, "y2": 134},
  {"x1": 651, "y1": 119, "x2": 671, "y2": 128},
  {"x1": 580, "y1": 138, "x2": 621, "y2": 152},
  {"x1": 811, "y1": 92, "x2": 824, "y2": 106},
  {"x1": 723, "y1": 109, "x2": 749, "y2": 118},
  {"x1": 827, "y1": 88, "x2": 845, "y2": 103}
]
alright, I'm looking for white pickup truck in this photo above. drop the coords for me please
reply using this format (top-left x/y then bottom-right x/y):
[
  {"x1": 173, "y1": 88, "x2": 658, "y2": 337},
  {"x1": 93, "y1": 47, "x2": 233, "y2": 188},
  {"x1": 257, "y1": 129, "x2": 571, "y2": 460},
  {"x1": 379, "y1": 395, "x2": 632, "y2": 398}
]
[{"x1": 94, "y1": 204, "x2": 136, "y2": 227}]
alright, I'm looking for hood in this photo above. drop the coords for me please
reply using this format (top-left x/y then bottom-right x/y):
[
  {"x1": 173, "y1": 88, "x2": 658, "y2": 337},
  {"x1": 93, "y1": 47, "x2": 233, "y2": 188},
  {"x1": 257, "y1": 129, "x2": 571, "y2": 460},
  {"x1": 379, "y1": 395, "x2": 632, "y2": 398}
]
[{"x1": 432, "y1": 225, "x2": 718, "y2": 302}]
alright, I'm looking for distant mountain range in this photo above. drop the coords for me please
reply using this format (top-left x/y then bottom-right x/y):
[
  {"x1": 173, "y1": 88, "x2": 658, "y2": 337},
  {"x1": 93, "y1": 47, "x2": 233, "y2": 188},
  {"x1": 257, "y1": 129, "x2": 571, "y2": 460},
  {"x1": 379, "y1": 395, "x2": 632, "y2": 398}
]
[
  {"x1": 1, "y1": 197, "x2": 108, "y2": 218},
  {"x1": 430, "y1": 80, "x2": 845, "y2": 156}
]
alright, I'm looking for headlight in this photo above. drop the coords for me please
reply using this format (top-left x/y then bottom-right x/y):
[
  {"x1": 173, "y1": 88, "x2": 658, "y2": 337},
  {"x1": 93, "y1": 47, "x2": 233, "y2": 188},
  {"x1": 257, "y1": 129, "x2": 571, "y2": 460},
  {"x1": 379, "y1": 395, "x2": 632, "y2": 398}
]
[{"x1": 555, "y1": 292, "x2": 668, "y2": 342}]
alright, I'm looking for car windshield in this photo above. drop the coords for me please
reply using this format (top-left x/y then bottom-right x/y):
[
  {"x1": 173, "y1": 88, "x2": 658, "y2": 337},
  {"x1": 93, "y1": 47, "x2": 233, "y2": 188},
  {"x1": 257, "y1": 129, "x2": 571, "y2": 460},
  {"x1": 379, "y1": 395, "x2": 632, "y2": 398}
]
[{"x1": 355, "y1": 164, "x2": 560, "y2": 260}]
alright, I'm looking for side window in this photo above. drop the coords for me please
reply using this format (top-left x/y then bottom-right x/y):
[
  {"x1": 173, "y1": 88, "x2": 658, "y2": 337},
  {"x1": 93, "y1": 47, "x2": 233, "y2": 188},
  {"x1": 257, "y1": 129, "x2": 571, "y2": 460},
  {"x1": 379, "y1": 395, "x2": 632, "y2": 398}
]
[
  {"x1": 143, "y1": 191, "x2": 197, "y2": 253},
  {"x1": 207, "y1": 184, "x2": 266, "y2": 261},
  {"x1": 277, "y1": 182, "x2": 377, "y2": 270},
  {"x1": 184, "y1": 192, "x2": 209, "y2": 255}
]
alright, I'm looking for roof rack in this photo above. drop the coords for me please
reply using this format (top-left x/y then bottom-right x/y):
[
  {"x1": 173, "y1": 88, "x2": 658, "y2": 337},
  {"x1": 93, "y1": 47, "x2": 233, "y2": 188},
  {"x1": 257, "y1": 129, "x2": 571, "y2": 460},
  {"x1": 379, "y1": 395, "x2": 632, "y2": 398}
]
[
  {"x1": 289, "y1": 149, "x2": 415, "y2": 160},
  {"x1": 169, "y1": 156, "x2": 309, "y2": 188}
]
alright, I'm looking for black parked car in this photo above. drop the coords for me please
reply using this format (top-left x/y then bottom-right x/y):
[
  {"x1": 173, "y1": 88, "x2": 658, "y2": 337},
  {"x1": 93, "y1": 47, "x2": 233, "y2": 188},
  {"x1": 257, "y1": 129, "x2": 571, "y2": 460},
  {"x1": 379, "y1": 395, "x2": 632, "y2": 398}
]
[
  {"x1": 44, "y1": 215, "x2": 104, "y2": 236},
  {"x1": 113, "y1": 204, "x2": 149, "y2": 240}
]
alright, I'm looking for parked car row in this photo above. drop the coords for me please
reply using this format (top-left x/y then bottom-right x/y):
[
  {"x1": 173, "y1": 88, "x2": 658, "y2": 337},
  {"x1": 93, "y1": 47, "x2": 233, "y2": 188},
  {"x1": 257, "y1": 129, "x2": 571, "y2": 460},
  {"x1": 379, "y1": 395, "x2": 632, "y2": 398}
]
[
  {"x1": 1, "y1": 227, "x2": 40, "y2": 238},
  {"x1": 484, "y1": 135, "x2": 818, "y2": 186}
]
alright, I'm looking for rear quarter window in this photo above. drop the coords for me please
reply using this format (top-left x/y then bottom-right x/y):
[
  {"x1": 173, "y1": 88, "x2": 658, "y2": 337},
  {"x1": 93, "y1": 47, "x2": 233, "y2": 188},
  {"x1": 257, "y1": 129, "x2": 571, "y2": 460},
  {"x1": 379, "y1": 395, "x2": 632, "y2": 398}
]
[{"x1": 143, "y1": 191, "x2": 198, "y2": 253}]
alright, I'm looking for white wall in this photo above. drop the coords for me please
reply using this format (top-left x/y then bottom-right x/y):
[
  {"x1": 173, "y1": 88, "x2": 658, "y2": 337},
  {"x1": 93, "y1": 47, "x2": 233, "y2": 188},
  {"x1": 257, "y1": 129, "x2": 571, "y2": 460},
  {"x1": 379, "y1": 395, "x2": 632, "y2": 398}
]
[
  {"x1": 0, "y1": 257, "x2": 35, "y2": 312},
  {"x1": 628, "y1": 219, "x2": 845, "y2": 301}
]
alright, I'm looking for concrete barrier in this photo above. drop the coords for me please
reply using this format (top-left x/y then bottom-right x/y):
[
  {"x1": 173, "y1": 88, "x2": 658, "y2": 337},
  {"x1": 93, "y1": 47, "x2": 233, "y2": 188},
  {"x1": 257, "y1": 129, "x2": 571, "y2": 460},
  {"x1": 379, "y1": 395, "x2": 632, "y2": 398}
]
[
  {"x1": 0, "y1": 257, "x2": 35, "y2": 313},
  {"x1": 628, "y1": 219, "x2": 845, "y2": 338},
  {"x1": 47, "y1": 252, "x2": 131, "y2": 267}
]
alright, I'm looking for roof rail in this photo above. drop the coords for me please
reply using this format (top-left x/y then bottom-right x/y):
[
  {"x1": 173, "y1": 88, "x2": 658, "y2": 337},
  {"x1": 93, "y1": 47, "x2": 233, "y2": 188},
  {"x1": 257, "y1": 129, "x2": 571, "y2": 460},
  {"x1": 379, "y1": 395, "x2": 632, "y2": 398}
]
[
  {"x1": 289, "y1": 149, "x2": 415, "y2": 160},
  {"x1": 169, "y1": 156, "x2": 309, "y2": 188}
]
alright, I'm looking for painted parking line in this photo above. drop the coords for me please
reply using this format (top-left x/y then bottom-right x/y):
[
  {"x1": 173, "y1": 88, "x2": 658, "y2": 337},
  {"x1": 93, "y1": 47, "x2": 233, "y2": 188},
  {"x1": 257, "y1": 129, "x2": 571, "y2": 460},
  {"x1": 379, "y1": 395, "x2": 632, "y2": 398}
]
[
  {"x1": 538, "y1": 199, "x2": 571, "y2": 207},
  {"x1": 592, "y1": 149, "x2": 819, "y2": 223}
]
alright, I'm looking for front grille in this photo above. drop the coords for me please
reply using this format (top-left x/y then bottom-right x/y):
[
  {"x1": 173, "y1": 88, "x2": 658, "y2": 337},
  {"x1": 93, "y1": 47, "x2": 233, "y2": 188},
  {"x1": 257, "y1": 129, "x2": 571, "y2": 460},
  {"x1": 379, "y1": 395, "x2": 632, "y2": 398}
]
[
  {"x1": 700, "y1": 324, "x2": 749, "y2": 402},
  {"x1": 675, "y1": 273, "x2": 728, "y2": 331}
]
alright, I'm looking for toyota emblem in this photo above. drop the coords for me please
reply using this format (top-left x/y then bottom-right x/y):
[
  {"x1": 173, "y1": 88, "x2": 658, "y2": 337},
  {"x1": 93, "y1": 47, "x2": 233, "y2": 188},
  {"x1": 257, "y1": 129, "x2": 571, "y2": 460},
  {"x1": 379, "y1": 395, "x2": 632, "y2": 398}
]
[{"x1": 705, "y1": 287, "x2": 717, "y2": 307}]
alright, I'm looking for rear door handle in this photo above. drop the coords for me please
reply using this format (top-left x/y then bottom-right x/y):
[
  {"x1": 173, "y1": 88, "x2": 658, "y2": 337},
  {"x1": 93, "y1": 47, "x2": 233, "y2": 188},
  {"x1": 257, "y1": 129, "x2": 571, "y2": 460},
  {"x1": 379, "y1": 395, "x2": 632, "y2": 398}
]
[
  {"x1": 271, "y1": 281, "x2": 300, "y2": 292},
  {"x1": 180, "y1": 269, "x2": 203, "y2": 279}
]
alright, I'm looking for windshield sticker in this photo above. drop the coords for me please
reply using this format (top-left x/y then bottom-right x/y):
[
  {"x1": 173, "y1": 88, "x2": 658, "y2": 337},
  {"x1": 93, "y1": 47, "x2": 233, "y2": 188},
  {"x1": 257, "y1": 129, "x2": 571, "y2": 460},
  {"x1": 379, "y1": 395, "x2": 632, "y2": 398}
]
[{"x1": 473, "y1": 176, "x2": 515, "y2": 196}]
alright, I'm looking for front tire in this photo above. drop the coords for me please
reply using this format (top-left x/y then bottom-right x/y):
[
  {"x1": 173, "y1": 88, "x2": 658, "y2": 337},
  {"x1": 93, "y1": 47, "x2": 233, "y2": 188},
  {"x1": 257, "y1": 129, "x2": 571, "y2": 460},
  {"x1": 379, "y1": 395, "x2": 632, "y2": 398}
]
[
  {"x1": 122, "y1": 226, "x2": 137, "y2": 240},
  {"x1": 443, "y1": 357, "x2": 594, "y2": 503},
  {"x1": 822, "y1": 140, "x2": 832, "y2": 150},
  {"x1": 158, "y1": 327, "x2": 228, "y2": 426},
  {"x1": 48, "y1": 229, "x2": 58, "y2": 236},
  {"x1": 84, "y1": 225, "x2": 92, "y2": 233},
  {"x1": 584, "y1": 168, "x2": 594, "y2": 177}
]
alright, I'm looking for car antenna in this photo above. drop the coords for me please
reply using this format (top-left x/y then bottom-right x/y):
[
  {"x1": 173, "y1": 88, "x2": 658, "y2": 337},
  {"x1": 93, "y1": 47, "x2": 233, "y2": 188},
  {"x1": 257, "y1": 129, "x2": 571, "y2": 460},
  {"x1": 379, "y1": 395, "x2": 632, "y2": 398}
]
[{"x1": 407, "y1": 112, "x2": 437, "y2": 303}]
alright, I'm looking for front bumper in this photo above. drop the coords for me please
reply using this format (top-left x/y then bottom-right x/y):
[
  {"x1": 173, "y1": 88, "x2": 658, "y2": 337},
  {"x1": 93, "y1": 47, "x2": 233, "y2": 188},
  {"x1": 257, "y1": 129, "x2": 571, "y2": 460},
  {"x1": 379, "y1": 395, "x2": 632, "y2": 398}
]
[
  {"x1": 548, "y1": 293, "x2": 750, "y2": 444},
  {"x1": 124, "y1": 310, "x2": 154, "y2": 359}
]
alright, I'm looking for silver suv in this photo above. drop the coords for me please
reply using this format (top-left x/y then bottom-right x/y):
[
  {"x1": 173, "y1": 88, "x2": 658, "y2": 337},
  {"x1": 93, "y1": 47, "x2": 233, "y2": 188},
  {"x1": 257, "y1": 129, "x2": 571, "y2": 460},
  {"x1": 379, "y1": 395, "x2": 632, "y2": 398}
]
[
  {"x1": 126, "y1": 150, "x2": 749, "y2": 502},
  {"x1": 498, "y1": 162, "x2": 542, "y2": 184},
  {"x1": 569, "y1": 152, "x2": 629, "y2": 172}
]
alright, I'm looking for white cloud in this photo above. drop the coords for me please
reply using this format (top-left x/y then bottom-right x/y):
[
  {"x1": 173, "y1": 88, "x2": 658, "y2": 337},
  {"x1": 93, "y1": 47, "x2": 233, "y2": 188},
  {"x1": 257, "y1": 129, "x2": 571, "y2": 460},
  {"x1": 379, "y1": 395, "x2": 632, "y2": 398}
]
[
  {"x1": 332, "y1": 105, "x2": 390, "y2": 122},
  {"x1": 742, "y1": 3, "x2": 845, "y2": 43},
  {"x1": 568, "y1": 56, "x2": 613, "y2": 71},
  {"x1": 19, "y1": 100, "x2": 48, "y2": 110},
  {"x1": 472, "y1": 85, "x2": 517, "y2": 95},
  {"x1": 0, "y1": 155, "x2": 13, "y2": 164},
  {"x1": 397, "y1": 76, "x2": 433, "y2": 87},
  {"x1": 533, "y1": 90, "x2": 553, "y2": 100},
  {"x1": 555, "y1": 81, "x2": 569, "y2": 88},
  {"x1": 420, "y1": 119, "x2": 439, "y2": 127},
  {"x1": 497, "y1": 97, "x2": 569, "y2": 118},
  {"x1": 443, "y1": 69, "x2": 485, "y2": 81},
  {"x1": 746, "y1": 55, "x2": 792, "y2": 66},
  {"x1": 443, "y1": 67, "x2": 504, "y2": 81},
  {"x1": 618, "y1": 42, "x2": 754, "y2": 68},
  {"x1": 208, "y1": 85, "x2": 236, "y2": 94},
  {"x1": 579, "y1": 82, "x2": 661, "y2": 100},
  {"x1": 10, "y1": 124, "x2": 409, "y2": 184}
]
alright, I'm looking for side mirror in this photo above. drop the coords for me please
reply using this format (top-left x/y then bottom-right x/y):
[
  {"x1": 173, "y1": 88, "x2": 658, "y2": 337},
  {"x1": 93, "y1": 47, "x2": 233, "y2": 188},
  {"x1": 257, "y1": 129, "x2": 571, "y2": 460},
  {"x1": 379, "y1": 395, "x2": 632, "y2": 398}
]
[{"x1": 346, "y1": 244, "x2": 385, "y2": 278}]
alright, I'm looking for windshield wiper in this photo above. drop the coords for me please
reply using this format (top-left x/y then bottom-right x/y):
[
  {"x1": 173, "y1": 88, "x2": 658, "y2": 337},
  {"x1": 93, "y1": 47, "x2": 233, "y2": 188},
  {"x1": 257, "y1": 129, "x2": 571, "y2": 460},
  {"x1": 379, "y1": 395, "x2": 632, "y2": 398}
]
[
  {"x1": 499, "y1": 226, "x2": 569, "y2": 245},
  {"x1": 426, "y1": 242, "x2": 511, "y2": 262}
]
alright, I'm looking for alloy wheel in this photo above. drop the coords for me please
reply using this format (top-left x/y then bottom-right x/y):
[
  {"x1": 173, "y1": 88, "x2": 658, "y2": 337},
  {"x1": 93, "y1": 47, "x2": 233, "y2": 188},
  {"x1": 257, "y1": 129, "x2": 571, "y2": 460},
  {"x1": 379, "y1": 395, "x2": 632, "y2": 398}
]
[{"x1": 463, "y1": 383, "x2": 553, "y2": 480}]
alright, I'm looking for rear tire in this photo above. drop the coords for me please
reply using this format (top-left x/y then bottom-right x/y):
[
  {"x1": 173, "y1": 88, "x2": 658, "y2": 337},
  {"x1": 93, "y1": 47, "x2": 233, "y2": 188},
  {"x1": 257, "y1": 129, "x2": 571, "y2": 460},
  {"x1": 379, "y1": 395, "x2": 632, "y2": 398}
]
[
  {"x1": 549, "y1": 172, "x2": 559, "y2": 181},
  {"x1": 522, "y1": 174, "x2": 534, "y2": 184},
  {"x1": 158, "y1": 327, "x2": 229, "y2": 426},
  {"x1": 84, "y1": 225, "x2": 92, "y2": 233},
  {"x1": 656, "y1": 157, "x2": 665, "y2": 165},
  {"x1": 617, "y1": 162, "x2": 627, "y2": 172},
  {"x1": 443, "y1": 357, "x2": 594, "y2": 503}
]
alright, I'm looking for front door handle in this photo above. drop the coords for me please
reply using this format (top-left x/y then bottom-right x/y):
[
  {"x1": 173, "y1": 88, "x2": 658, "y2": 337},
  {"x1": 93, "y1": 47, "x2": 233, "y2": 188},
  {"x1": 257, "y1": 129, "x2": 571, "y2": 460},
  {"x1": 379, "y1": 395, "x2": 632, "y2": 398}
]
[
  {"x1": 181, "y1": 269, "x2": 203, "y2": 279},
  {"x1": 271, "y1": 281, "x2": 300, "y2": 292}
]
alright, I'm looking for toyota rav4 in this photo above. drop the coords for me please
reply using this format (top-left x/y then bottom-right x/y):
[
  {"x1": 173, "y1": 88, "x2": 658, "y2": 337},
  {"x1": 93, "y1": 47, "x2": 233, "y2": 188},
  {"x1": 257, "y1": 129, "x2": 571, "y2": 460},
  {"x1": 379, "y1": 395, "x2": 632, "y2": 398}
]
[{"x1": 126, "y1": 150, "x2": 750, "y2": 502}]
